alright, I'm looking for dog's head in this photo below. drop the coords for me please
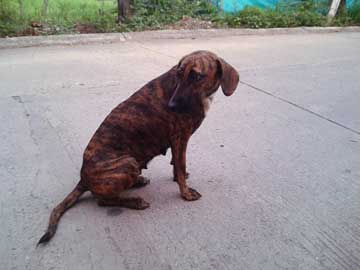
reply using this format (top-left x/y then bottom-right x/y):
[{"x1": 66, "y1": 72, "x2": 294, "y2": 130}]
[{"x1": 168, "y1": 51, "x2": 239, "y2": 113}]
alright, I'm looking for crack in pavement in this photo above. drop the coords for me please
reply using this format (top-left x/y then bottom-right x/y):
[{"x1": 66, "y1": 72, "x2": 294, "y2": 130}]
[
  {"x1": 240, "y1": 80, "x2": 360, "y2": 136},
  {"x1": 11, "y1": 95, "x2": 40, "y2": 148},
  {"x1": 11, "y1": 95, "x2": 79, "y2": 169},
  {"x1": 131, "y1": 41, "x2": 177, "y2": 60},
  {"x1": 44, "y1": 115, "x2": 79, "y2": 170}
]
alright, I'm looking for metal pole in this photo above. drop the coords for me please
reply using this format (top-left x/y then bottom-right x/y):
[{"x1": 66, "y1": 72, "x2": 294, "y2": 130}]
[{"x1": 328, "y1": 0, "x2": 341, "y2": 22}]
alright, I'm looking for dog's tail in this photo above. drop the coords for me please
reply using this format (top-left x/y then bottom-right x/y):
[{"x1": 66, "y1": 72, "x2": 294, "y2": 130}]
[{"x1": 37, "y1": 179, "x2": 87, "y2": 246}]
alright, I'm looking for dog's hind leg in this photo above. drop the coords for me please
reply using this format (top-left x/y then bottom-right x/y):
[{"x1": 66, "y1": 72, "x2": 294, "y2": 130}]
[
  {"x1": 132, "y1": 176, "x2": 151, "y2": 188},
  {"x1": 97, "y1": 197, "x2": 149, "y2": 209},
  {"x1": 89, "y1": 156, "x2": 150, "y2": 210}
]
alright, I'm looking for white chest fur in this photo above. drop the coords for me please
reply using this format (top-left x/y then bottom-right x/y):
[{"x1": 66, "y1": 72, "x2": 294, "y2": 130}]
[{"x1": 202, "y1": 93, "x2": 215, "y2": 116}]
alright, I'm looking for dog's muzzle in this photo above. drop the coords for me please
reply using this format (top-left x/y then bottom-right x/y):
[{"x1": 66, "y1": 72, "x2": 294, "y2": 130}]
[
  {"x1": 168, "y1": 100, "x2": 178, "y2": 111},
  {"x1": 168, "y1": 96, "x2": 189, "y2": 113}
]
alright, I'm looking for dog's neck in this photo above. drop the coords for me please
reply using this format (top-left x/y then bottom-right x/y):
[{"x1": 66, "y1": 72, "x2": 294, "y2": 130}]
[
  {"x1": 202, "y1": 93, "x2": 215, "y2": 116},
  {"x1": 201, "y1": 82, "x2": 220, "y2": 116}
]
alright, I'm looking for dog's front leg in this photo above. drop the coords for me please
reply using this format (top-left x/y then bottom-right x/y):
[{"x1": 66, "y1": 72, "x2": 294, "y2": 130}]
[
  {"x1": 171, "y1": 157, "x2": 189, "y2": 182},
  {"x1": 171, "y1": 134, "x2": 201, "y2": 201}
]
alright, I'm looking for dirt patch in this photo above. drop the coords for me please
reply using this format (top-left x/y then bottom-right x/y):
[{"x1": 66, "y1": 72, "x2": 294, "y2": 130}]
[
  {"x1": 12, "y1": 22, "x2": 98, "y2": 37},
  {"x1": 5, "y1": 16, "x2": 217, "y2": 37},
  {"x1": 74, "y1": 23, "x2": 98, "y2": 34},
  {"x1": 165, "y1": 16, "x2": 214, "y2": 30}
]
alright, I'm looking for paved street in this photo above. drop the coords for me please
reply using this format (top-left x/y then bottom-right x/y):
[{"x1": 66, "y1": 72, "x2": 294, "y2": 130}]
[{"x1": 1, "y1": 31, "x2": 360, "y2": 270}]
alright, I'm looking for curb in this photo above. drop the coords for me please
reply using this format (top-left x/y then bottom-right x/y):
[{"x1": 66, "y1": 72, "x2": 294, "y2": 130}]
[
  {"x1": 1, "y1": 26, "x2": 360, "y2": 49},
  {"x1": 0, "y1": 32, "x2": 128, "y2": 50}
]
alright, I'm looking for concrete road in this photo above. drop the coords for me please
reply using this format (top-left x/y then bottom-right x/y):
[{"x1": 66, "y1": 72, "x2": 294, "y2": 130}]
[{"x1": 1, "y1": 31, "x2": 360, "y2": 270}]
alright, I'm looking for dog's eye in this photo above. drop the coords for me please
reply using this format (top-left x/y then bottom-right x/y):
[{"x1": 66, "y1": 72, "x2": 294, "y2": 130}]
[{"x1": 177, "y1": 67, "x2": 185, "y2": 78}]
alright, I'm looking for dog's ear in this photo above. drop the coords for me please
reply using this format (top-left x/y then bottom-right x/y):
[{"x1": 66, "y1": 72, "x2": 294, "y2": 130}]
[
  {"x1": 176, "y1": 55, "x2": 186, "y2": 70},
  {"x1": 217, "y1": 58, "x2": 239, "y2": 96}
]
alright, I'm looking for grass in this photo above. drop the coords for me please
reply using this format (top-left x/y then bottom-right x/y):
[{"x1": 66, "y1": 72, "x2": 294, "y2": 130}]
[
  {"x1": 0, "y1": 0, "x2": 359, "y2": 37},
  {"x1": 119, "y1": 0, "x2": 218, "y2": 31},
  {"x1": 0, "y1": 0, "x2": 118, "y2": 36}
]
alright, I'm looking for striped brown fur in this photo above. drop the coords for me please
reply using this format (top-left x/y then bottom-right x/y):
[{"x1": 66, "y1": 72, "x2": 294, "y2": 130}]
[{"x1": 38, "y1": 51, "x2": 239, "y2": 245}]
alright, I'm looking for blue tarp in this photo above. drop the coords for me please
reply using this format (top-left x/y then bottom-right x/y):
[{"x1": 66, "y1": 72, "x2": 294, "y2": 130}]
[
  {"x1": 221, "y1": 0, "x2": 278, "y2": 11},
  {"x1": 217, "y1": 0, "x2": 358, "y2": 12}
]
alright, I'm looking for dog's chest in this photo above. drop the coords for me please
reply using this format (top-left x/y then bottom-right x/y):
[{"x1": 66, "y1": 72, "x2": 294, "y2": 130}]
[{"x1": 202, "y1": 94, "x2": 215, "y2": 115}]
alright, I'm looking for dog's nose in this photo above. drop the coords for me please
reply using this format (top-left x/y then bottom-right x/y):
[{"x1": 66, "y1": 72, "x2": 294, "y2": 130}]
[{"x1": 168, "y1": 101, "x2": 178, "y2": 111}]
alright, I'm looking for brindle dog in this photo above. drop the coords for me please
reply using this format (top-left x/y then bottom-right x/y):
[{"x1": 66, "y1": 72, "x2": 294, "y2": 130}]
[{"x1": 38, "y1": 50, "x2": 239, "y2": 245}]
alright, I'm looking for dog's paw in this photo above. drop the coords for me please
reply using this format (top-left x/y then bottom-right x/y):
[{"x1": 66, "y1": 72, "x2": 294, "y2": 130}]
[
  {"x1": 173, "y1": 172, "x2": 190, "y2": 182},
  {"x1": 134, "y1": 198, "x2": 150, "y2": 210},
  {"x1": 181, "y1": 187, "x2": 201, "y2": 201}
]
